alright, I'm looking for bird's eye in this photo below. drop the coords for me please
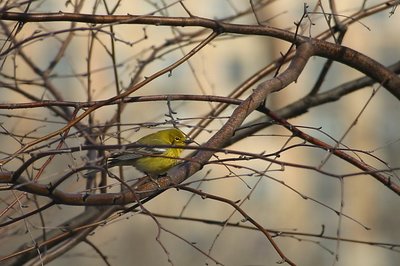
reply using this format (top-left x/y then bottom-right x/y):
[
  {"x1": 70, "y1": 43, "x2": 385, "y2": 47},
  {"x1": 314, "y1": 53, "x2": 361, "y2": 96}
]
[{"x1": 175, "y1": 136, "x2": 180, "y2": 141}]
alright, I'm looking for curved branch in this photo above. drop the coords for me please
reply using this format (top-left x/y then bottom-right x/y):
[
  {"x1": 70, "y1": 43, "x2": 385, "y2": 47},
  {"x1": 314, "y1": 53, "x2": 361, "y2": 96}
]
[
  {"x1": 170, "y1": 42, "x2": 314, "y2": 184},
  {"x1": 1, "y1": 10, "x2": 399, "y2": 100}
]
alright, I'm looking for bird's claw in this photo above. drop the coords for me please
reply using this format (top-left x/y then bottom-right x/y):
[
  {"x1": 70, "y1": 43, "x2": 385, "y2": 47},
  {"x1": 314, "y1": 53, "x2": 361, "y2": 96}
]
[{"x1": 149, "y1": 176, "x2": 161, "y2": 189}]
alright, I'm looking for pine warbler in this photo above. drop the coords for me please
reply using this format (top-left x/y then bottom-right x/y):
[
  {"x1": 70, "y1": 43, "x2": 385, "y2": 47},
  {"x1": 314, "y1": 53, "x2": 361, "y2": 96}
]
[{"x1": 106, "y1": 128, "x2": 190, "y2": 176}]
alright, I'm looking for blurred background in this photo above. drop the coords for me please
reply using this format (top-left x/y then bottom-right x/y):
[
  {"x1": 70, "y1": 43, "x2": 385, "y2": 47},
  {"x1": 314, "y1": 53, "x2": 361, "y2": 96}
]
[{"x1": 1, "y1": 0, "x2": 400, "y2": 265}]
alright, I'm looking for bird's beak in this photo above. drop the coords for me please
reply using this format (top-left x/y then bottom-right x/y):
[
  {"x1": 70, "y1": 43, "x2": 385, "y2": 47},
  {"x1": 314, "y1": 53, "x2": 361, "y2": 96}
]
[{"x1": 184, "y1": 138, "x2": 193, "y2": 144}]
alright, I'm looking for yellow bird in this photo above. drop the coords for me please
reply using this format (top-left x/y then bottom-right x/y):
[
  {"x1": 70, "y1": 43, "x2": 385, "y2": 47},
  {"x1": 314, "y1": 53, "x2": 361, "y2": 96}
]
[{"x1": 106, "y1": 128, "x2": 191, "y2": 176}]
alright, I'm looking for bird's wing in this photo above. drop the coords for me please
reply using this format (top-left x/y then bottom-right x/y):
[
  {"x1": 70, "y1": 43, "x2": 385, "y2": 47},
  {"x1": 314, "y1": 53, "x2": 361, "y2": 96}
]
[
  {"x1": 131, "y1": 138, "x2": 168, "y2": 155},
  {"x1": 108, "y1": 139, "x2": 167, "y2": 163}
]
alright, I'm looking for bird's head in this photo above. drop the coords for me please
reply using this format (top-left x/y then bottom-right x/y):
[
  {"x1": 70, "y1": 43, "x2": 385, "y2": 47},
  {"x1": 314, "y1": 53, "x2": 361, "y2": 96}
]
[{"x1": 164, "y1": 128, "x2": 192, "y2": 146}]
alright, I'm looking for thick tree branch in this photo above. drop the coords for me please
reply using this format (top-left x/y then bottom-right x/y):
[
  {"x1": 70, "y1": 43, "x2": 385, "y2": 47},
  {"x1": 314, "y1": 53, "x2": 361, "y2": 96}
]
[{"x1": 1, "y1": 10, "x2": 399, "y2": 100}]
